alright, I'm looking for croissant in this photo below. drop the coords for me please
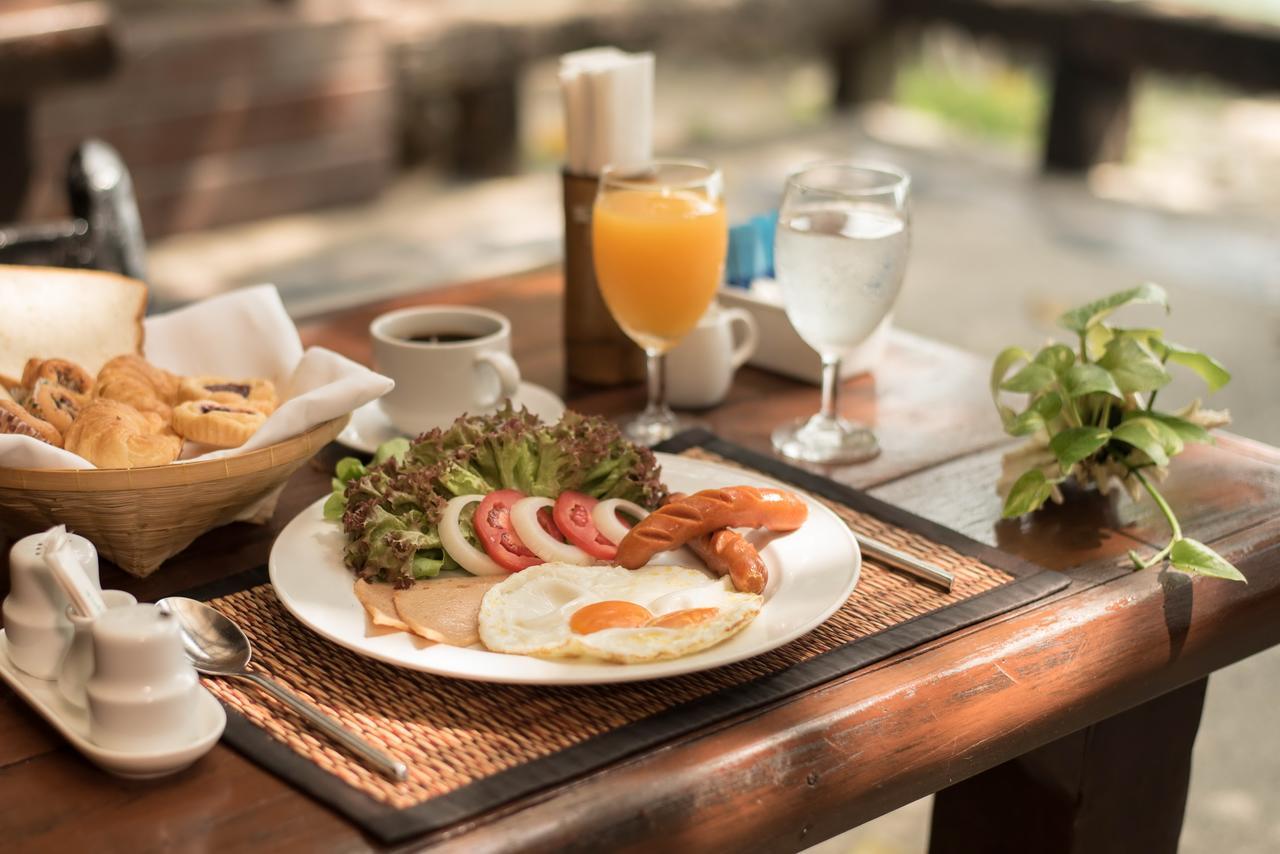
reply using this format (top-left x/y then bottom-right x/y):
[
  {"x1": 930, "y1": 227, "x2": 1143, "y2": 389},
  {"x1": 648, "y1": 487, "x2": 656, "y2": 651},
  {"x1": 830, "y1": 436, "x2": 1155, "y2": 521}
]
[
  {"x1": 95, "y1": 354, "x2": 179, "y2": 420},
  {"x1": 65, "y1": 399, "x2": 182, "y2": 469}
]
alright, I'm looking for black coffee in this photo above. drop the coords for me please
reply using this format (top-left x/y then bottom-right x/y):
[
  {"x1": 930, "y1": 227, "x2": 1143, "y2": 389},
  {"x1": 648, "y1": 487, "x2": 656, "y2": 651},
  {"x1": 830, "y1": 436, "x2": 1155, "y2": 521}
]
[{"x1": 405, "y1": 331, "x2": 477, "y2": 344}]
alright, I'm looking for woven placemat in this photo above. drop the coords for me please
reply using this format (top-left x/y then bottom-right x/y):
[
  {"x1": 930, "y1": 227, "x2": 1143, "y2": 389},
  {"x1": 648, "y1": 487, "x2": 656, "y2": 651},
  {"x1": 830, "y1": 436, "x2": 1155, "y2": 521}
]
[{"x1": 192, "y1": 431, "x2": 1067, "y2": 843}]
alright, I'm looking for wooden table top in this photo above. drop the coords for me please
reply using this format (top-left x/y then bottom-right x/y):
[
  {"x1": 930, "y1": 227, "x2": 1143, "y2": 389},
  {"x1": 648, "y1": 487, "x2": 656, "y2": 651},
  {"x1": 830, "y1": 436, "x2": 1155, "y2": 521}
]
[{"x1": 2, "y1": 271, "x2": 1277, "y2": 852}]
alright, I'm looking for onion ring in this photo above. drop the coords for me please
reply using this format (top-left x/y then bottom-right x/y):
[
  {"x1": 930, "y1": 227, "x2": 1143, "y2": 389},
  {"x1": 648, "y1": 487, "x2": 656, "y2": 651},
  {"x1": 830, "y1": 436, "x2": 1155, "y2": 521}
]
[
  {"x1": 440, "y1": 494, "x2": 506, "y2": 576},
  {"x1": 510, "y1": 497, "x2": 594, "y2": 565},
  {"x1": 592, "y1": 498, "x2": 649, "y2": 546}
]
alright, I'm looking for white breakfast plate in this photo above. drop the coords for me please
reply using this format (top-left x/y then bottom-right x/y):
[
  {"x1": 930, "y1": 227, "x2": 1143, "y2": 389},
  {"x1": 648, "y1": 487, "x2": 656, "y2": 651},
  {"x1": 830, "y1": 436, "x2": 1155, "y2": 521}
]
[
  {"x1": 337, "y1": 382, "x2": 566, "y2": 454},
  {"x1": 269, "y1": 453, "x2": 860, "y2": 684}
]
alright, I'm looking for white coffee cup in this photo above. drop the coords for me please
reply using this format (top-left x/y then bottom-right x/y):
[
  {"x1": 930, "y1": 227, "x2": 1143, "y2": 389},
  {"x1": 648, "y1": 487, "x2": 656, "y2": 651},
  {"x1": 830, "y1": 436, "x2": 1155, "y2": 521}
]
[
  {"x1": 666, "y1": 305, "x2": 759, "y2": 409},
  {"x1": 370, "y1": 306, "x2": 522, "y2": 435}
]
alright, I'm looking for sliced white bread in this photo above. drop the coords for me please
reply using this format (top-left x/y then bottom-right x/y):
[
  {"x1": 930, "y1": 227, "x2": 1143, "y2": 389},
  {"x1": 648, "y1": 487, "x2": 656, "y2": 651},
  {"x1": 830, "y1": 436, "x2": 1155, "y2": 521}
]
[{"x1": 0, "y1": 265, "x2": 146, "y2": 379}]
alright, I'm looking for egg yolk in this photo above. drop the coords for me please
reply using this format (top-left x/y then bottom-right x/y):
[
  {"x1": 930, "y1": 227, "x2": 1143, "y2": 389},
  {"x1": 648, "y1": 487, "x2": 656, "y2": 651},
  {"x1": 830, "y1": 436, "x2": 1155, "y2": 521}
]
[
  {"x1": 570, "y1": 600, "x2": 653, "y2": 634},
  {"x1": 649, "y1": 608, "x2": 719, "y2": 629}
]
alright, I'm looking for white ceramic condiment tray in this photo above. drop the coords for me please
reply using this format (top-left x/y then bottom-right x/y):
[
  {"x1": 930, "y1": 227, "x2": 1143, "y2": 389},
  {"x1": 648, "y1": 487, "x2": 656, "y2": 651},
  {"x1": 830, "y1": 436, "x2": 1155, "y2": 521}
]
[{"x1": 0, "y1": 632, "x2": 225, "y2": 778}]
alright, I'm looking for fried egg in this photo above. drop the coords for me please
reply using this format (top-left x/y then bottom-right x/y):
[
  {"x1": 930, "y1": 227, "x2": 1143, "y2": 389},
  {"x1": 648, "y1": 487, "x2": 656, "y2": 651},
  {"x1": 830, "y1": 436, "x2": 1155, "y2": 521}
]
[{"x1": 478, "y1": 563, "x2": 762, "y2": 664}]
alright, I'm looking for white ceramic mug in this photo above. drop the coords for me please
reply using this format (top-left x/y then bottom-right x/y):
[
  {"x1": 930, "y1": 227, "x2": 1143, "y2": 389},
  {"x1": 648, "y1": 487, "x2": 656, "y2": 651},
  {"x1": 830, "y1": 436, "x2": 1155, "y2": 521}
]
[
  {"x1": 666, "y1": 305, "x2": 759, "y2": 409},
  {"x1": 371, "y1": 306, "x2": 522, "y2": 435},
  {"x1": 86, "y1": 604, "x2": 201, "y2": 753}
]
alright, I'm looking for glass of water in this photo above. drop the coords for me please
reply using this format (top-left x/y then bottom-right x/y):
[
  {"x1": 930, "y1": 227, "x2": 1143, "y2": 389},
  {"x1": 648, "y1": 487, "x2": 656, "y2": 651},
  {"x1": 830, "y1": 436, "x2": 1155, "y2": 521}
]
[{"x1": 772, "y1": 162, "x2": 911, "y2": 464}]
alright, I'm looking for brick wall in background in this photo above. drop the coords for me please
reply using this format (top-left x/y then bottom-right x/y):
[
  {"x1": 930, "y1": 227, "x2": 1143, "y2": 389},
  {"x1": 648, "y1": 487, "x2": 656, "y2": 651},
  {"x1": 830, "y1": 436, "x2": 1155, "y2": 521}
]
[{"x1": 22, "y1": 2, "x2": 394, "y2": 238}]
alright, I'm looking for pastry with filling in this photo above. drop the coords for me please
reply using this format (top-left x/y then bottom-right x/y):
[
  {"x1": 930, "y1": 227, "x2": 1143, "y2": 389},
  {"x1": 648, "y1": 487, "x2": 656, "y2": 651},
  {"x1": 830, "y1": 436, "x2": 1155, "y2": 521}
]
[
  {"x1": 64, "y1": 399, "x2": 182, "y2": 468},
  {"x1": 171, "y1": 399, "x2": 267, "y2": 448},
  {"x1": 178, "y1": 375, "x2": 277, "y2": 414},
  {"x1": 0, "y1": 399, "x2": 62, "y2": 447},
  {"x1": 24, "y1": 379, "x2": 83, "y2": 434},
  {"x1": 22, "y1": 357, "x2": 93, "y2": 403}
]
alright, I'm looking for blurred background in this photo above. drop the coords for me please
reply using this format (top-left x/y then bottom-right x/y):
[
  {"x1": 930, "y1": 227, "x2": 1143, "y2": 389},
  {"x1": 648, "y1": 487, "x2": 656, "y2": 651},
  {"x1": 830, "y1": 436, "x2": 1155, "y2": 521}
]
[{"x1": 2, "y1": 1, "x2": 1277, "y2": 851}]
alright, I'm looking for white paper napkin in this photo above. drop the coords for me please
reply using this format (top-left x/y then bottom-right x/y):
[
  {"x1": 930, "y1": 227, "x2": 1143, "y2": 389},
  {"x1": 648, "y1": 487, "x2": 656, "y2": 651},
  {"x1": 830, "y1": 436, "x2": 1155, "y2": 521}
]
[
  {"x1": 560, "y1": 47, "x2": 653, "y2": 175},
  {"x1": 0, "y1": 285, "x2": 393, "y2": 470}
]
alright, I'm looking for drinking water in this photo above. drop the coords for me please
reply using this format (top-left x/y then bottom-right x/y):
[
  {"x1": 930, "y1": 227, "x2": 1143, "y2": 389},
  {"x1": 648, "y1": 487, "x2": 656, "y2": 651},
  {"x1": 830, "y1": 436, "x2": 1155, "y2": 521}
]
[{"x1": 775, "y1": 203, "x2": 909, "y2": 357}]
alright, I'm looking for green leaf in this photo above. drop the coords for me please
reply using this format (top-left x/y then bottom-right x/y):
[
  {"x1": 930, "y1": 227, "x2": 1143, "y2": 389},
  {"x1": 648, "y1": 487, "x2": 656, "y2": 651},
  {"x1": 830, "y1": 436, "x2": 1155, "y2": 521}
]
[
  {"x1": 1058, "y1": 283, "x2": 1169, "y2": 333},
  {"x1": 1084, "y1": 324, "x2": 1113, "y2": 361},
  {"x1": 335, "y1": 457, "x2": 366, "y2": 483},
  {"x1": 1001, "y1": 469, "x2": 1056, "y2": 518},
  {"x1": 411, "y1": 551, "x2": 444, "y2": 579},
  {"x1": 991, "y1": 346, "x2": 1032, "y2": 403},
  {"x1": 1049, "y1": 427, "x2": 1111, "y2": 470},
  {"x1": 1033, "y1": 344, "x2": 1075, "y2": 374},
  {"x1": 1000, "y1": 363, "x2": 1057, "y2": 394},
  {"x1": 1111, "y1": 418, "x2": 1170, "y2": 466},
  {"x1": 1170, "y1": 538, "x2": 1246, "y2": 582},
  {"x1": 1098, "y1": 336, "x2": 1172, "y2": 393},
  {"x1": 1147, "y1": 412, "x2": 1212, "y2": 445},
  {"x1": 1159, "y1": 341, "x2": 1231, "y2": 392},
  {"x1": 1007, "y1": 392, "x2": 1063, "y2": 436},
  {"x1": 1063, "y1": 363, "x2": 1123, "y2": 399},
  {"x1": 1143, "y1": 417, "x2": 1185, "y2": 457},
  {"x1": 323, "y1": 491, "x2": 347, "y2": 521},
  {"x1": 372, "y1": 437, "x2": 411, "y2": 467}
]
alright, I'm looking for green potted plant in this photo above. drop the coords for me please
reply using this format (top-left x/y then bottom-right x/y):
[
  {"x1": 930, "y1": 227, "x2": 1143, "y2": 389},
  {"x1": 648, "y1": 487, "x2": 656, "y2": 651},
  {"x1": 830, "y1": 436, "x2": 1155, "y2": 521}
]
[{"x1": 992, "y1": 283, "x2": 1243, "y2": 581}]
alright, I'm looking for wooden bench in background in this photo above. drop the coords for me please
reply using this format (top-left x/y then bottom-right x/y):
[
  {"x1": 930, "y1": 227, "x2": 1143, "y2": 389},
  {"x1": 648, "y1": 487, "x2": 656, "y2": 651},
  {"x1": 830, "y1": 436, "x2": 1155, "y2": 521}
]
[
  {"x1": 13, "y1": 1, "x2": 394, "y2": 239},
  {"x1": 5, "y1": 0, "x2": 1279, "y2": 239},
  {"x1": 883, "y1": 0, "x2": 1280, "y2": 170}
]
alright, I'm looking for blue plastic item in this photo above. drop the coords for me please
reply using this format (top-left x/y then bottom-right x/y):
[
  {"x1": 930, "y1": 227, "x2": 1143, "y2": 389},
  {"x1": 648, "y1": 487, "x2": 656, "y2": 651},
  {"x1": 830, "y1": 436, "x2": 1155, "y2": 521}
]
[{"x1": 725, "y1": 211, "x2": 778, "y2": 287}]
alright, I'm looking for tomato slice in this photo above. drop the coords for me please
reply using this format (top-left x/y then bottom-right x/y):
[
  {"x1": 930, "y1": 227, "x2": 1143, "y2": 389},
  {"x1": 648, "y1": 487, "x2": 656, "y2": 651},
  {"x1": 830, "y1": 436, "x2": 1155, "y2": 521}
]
[
  {"x1": 553, "y1": 491, "x2": 618, "y2": 560},
  {"x1": 537, "y1": 506, "x2": 566, "y2": 542},
  {"x1": 474, "y1": 490, "x2": 541, "y2": 572}
]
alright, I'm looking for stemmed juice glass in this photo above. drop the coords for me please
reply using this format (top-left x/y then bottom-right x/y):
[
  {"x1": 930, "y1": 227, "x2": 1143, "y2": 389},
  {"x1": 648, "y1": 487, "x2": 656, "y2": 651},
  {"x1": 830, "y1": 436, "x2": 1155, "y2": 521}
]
[
  {"x1": 592, "y1": 159, "x2": 728, "y2": 445},
  {"x1": 772, "y1": 162, "x2": 911, "y2": 464}
]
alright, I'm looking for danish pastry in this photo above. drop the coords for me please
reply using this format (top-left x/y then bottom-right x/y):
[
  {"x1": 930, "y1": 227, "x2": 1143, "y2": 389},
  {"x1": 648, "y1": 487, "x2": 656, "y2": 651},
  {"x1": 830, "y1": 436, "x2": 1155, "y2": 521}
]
[
  {"x1": 171, "y1": 399, "x2": 266, "y2": 448},
  {"x1": 21, "y1": 357, "x2": 93, "y2": 401},
  {"x1": 178, "y1": 375, "x2": 278, "y2": 414},
  {"x1": 24, "y1": 379, "x2": 84, "y2": 434},
  {"x1": 64, "y1": 399, "x2": 183, "y2": 469},
  {"x1": 0, "y1": 399, "x2": 62, "y2": 447}
]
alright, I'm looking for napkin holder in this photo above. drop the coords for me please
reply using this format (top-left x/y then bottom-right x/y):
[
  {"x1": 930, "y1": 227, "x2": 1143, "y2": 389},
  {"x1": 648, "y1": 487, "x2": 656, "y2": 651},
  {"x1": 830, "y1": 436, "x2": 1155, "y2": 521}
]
[{"x1": 562, "y1": 170, "x2": 646, "y2": 387}]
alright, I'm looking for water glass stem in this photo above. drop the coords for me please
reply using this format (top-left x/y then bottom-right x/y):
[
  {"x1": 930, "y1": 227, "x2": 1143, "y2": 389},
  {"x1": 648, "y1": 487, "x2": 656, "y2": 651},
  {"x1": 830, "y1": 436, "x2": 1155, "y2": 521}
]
[{"x1": 819, "y1": 353, "x2": 841, "y2": 424}]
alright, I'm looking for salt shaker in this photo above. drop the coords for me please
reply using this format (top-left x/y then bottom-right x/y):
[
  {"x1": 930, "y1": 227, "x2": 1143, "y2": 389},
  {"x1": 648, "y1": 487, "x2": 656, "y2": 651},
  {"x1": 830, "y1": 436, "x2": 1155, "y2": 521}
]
[
  {"x1": 3, "y1": 532, "x2": 101, "y2": 679},
  {"x1": 57, "y1": 590, "x2": 138, "y2": 709},
  {"x1": 86, "y1": 604, "x2": 201, "y2": 753}
]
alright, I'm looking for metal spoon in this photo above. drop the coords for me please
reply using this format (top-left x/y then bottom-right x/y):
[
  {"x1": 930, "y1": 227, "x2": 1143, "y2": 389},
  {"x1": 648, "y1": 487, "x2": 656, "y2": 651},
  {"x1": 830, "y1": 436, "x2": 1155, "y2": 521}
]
[{"x1": 157, "y1": 596, "x2": 407, "y2": 781}]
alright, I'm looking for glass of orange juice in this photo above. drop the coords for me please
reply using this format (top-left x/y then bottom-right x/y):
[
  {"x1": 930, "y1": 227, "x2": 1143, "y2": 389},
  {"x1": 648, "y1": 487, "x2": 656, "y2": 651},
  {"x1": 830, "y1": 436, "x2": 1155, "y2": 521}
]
[{"x1": 592, "y1": 159, "x2": 727, "y2": 444}]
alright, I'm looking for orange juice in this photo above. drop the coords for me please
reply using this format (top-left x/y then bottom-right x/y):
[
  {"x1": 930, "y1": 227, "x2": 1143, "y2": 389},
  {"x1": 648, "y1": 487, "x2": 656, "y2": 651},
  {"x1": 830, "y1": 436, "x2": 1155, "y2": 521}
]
[{"x1": 592, "y1": 189, "x2": 727, "y2": 352}]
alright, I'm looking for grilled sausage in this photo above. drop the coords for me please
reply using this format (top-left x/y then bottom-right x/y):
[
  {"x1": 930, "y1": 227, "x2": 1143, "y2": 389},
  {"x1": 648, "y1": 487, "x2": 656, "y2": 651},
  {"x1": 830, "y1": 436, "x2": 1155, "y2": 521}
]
[
  {"x1": 687, "y1": 528, "x2": 768, "y2": 594},
  {"x1": 617, "y1": 486, "x2": 806, "y2": 569},
  {"x1": 661, "y1": 492, "x2": 768, "y2": 594}
]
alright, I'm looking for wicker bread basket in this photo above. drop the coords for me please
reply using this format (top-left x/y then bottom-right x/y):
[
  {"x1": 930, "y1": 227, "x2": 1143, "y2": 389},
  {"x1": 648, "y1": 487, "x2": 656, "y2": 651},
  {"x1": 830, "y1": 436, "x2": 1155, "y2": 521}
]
[{"x1": 0, "y1": 415, "x2": 348, "y2": 577}]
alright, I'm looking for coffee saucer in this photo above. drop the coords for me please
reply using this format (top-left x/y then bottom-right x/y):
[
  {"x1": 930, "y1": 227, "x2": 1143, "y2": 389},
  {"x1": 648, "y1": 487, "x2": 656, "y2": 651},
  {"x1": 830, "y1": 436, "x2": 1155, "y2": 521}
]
[{"x1": 338, "y1": 381, "x2": 567, "y2": 454}]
